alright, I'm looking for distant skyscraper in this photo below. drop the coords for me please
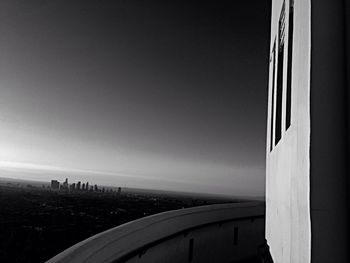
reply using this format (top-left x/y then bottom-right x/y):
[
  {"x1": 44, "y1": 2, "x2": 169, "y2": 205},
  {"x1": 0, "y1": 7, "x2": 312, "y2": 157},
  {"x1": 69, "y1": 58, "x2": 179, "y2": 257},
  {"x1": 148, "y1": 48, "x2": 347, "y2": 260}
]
[
  {"x1": 82, "y1": 183, "x2": 85, "y2": 191},
  {"x1": 70, "y1": 183, "x2": 76, "y2": 191},
  {"x1": 117, "y1": 187, "x2": 122, "y2": 196},
  {"x1": 86, "y1": 182, "x2": 89, "y2": 191},
  {"x1": 62, "y1": 178, "x2": 68, "y2": 190},
  {"x1": 77, "y1": 181, "x2": 81, "y2": 190},
  {"x1": 51, "y1": 180, "x2": 59, "y2": 190},
  {"x1": 94, "y1": 184, "x2": 98, "y2": 191}
]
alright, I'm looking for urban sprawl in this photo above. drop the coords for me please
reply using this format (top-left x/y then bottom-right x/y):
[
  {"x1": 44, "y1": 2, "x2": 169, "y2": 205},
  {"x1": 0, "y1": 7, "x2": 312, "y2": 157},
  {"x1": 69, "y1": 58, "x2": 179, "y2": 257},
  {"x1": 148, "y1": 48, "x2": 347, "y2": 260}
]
[{"x1": 50, "y1": 178, "x2": 122, "y2": 194}]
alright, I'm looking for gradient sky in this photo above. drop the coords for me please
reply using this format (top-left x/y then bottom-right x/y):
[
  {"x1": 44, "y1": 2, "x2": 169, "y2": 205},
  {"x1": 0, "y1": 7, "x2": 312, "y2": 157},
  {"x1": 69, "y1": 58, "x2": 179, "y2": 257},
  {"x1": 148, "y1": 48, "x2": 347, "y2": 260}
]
[{"x1": 0, "y1": 0, "x2": 271, "y2": 196}]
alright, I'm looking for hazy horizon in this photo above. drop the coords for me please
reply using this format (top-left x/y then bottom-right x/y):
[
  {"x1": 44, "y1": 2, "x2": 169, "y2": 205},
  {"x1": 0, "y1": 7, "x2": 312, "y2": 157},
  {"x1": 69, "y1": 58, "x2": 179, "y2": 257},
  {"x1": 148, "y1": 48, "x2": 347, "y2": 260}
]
[
  {"x1": 0, "y1": 0, "x2": 271, "y2": 197},
  {"x1": 0, "y1": 168, "x2": 264, "y2": 199}
]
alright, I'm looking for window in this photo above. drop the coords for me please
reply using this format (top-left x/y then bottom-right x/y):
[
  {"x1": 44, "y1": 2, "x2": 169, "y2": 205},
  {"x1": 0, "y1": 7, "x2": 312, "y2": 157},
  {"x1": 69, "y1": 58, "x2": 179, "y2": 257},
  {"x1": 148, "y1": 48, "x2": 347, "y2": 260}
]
[
  {"x1": 270, "y1": 0, "x2": 294, "y2": 151},
  {"x1": 286, "y1": 0, "x2": 294, "y2": 130},
  {"x1": 275, "y1": 1, "x2": 286, "y2": 146},
  {"x1": 233, "y1": 226, "x2": 239, "y2": 246},
  {"x1": 188, "y1": 238, "x2": 194, "y2": 262},
  {"x1": 270, "y1": 41, "x2": 276, "y2": 152}
]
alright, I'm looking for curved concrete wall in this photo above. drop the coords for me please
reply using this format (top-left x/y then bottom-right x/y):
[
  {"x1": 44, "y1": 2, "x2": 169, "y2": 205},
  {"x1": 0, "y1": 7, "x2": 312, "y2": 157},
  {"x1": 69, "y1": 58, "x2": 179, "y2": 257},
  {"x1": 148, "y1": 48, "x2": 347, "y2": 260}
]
[
  {"x1": 46, "y1": 202, "x2": 265, "y2": 263},
  {"x1": 124, "y1": 217, "x2": 264, "y2": 263}
]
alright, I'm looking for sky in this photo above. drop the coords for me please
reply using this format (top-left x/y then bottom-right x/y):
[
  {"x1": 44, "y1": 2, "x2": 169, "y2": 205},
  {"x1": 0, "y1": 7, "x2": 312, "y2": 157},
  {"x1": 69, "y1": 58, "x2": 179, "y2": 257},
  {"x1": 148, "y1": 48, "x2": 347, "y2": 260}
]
[{"x1": 0, "y1": 0, "x2": 271, "y2": 197}]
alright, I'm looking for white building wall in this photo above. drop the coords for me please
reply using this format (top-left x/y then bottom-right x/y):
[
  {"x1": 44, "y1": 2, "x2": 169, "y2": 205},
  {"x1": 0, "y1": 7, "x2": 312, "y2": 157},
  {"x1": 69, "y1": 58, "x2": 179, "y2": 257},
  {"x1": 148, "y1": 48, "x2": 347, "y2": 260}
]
[{"x1": 266, "y1": 0, "x2": 311, "y2": 262}]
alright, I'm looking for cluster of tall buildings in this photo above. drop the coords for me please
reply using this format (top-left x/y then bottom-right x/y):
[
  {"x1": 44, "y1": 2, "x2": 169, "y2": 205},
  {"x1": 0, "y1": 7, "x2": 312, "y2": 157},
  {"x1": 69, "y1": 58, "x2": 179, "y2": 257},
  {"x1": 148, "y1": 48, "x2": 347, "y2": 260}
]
[{"x1": 50, "y1": 178, "x2": 122, "y2": 195}]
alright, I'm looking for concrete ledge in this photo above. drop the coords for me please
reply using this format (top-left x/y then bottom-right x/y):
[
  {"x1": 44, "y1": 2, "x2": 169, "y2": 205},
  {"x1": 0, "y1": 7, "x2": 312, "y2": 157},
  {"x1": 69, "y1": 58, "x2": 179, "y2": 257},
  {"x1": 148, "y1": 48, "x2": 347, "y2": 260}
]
[{"x1": 46, "y1": 202, "x2": 265, "y2": 263}]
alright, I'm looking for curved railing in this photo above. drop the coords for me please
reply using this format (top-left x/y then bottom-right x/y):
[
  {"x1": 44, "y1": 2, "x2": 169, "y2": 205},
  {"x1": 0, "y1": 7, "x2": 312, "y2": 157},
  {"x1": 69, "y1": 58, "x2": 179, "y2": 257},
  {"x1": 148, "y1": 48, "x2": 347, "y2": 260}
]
[{"x1": 47, "y1": 202, "x2": 265, "y2": 263}]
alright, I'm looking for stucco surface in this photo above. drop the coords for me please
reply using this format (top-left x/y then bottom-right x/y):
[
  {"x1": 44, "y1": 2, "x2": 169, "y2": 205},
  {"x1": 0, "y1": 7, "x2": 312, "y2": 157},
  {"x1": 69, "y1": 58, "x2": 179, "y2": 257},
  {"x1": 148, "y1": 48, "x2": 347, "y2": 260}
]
[{"x1": 265, "y1": 0, "x2": 311, "y2": 262}]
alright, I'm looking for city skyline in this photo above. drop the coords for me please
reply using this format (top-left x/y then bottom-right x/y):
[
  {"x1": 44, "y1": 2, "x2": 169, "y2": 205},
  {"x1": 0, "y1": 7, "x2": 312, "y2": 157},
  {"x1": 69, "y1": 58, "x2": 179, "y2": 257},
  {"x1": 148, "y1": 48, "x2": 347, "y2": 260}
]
[{"x1": 0, "y1": 0, "x2": 271, "y2": 197}]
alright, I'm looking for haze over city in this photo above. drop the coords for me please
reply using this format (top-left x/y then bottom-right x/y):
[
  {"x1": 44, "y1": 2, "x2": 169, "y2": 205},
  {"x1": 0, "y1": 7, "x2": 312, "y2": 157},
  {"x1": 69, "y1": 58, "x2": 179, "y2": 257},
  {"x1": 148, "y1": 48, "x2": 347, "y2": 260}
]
[{"x1": 0, "y1": 0, "x2": 270, "y2": 197}]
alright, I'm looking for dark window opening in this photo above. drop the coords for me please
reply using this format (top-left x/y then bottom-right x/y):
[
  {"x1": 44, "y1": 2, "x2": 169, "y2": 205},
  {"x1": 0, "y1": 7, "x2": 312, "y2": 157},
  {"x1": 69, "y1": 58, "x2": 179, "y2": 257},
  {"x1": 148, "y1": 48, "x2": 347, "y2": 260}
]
[
  {"x1": 275, "y1": 44, "x2": 284, "y2": 144},
  {"x1": 188, "y1": 238, "x2": 194, "y2": 262},
  {"x1": 270, "y1": 41, "x2": 276, "y2": 152},
  {"x1": 234, "y1": 227, "x2": 238, "y2": 246},
  {"x1": 275, "y1": 1, "x2": 286, "y2": 146},
  {"x1": 286, "y1": 0, "x2": 294, "y2": 130}
]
